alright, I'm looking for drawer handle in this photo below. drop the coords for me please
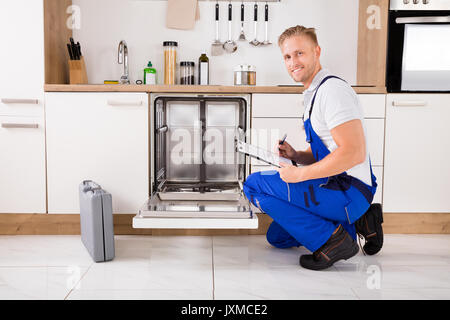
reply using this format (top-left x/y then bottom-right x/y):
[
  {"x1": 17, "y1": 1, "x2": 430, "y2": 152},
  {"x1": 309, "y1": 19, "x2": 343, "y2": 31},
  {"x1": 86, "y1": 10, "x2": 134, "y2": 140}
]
[
  {"x1": 392, "y1": 100, "x2": 427, "y2": 107},
  {"x1": 1, "y1": 98, "x2": 39, "y2": 105},
  {"x1": 1, "y1": 123, "x2": 39, "y2": 129},
  {"x1": 107, "y1": 100, "x2": 143, "y2": 106}
]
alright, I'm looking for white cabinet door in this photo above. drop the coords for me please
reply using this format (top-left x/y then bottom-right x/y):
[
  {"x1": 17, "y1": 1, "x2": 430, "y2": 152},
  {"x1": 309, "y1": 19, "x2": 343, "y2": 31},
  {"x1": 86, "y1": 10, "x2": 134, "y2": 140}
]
[
  {"x1": 46, "y1": 93, "x2": 149, "y2": 214},
  {"x1": 365, "y1": 119, "x2": 385, "y2": 167},
  {"x1": 0, "y1": 0, "x2": 44, "y2": 101},
  {"x1": 384, "y1": 94, "x2": 450, "y2": 213},
  {"x1": 0, "y1": 116, "x2": 46, "y2": 213}
]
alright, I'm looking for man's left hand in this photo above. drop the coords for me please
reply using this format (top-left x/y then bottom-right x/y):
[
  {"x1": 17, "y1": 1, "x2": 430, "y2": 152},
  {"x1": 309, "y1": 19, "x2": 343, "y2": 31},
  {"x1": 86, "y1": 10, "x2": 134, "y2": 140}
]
[{"x1": 277, "y1": 163, "x2": 308, "y2": 183}]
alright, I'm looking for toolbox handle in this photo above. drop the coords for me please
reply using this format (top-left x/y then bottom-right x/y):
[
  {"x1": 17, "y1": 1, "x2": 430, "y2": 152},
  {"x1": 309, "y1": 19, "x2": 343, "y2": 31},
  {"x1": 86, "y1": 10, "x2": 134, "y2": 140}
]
[{"x1": 82, "y1": 180, "x2": 102, "y2": 193}]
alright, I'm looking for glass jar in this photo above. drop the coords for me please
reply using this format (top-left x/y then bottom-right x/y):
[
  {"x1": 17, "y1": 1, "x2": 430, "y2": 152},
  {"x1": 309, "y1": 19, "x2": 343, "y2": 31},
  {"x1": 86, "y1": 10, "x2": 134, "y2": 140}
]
[
  {"x1": 234, "y1": 65, "x2": 256, "y2": 86},
  {"x1": 180, "y1": 61, "x2": 195, "y2": 85},
  {"x1": 163, "y1": 41, "x2": 178, "y2": 85}
]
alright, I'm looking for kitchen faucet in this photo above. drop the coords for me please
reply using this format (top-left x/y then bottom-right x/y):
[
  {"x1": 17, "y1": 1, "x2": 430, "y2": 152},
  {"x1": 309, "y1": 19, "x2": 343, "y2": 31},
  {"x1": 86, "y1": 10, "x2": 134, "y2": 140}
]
[{"x1": 118, "y1": 40, "x2": 130, "y2": 84}]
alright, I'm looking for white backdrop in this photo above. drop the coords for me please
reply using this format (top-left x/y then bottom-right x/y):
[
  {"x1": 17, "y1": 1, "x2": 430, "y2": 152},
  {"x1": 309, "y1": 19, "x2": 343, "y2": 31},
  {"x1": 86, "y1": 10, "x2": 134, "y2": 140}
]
[{"x1": 73, "y1": 0, "x2": 359, "y2": 86}]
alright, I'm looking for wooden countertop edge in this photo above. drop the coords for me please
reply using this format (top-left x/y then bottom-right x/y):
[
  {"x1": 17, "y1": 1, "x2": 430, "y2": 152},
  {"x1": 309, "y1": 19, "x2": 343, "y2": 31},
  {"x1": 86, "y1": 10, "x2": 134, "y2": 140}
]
[{"x1": 44, "y1": 84, "x2": 387, "y2": 94}]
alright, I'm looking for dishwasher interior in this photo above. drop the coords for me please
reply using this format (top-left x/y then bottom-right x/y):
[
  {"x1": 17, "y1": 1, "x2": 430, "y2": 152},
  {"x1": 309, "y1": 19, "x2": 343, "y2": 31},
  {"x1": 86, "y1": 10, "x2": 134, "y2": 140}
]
[{"x1": 133, "y1": 94, "x2": 258, "y2": 229}]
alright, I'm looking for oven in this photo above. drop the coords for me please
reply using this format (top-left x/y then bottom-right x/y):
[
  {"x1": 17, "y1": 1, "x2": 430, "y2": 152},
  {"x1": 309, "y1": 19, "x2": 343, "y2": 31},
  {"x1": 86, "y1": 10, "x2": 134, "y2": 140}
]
[
  {"x1": 133, "y1": 93, "x2": 258, "y2": 229},
  {"x1": 386, "y1": 0, "x2": 450, "y2": 92}
]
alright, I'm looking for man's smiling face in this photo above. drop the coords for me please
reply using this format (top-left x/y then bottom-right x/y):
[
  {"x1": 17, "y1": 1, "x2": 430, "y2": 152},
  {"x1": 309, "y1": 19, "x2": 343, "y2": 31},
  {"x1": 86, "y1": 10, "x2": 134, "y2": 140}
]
[{"x1": 281, "y1": 35, "x2": 321, "y2": 87}]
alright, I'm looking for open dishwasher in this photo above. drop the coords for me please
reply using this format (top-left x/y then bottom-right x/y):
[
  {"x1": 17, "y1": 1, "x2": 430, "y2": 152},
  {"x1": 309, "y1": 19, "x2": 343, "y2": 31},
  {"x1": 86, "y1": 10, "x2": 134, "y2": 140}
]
[{"x1": 133, "y1": 93, "x2": 258, "y2": 229}]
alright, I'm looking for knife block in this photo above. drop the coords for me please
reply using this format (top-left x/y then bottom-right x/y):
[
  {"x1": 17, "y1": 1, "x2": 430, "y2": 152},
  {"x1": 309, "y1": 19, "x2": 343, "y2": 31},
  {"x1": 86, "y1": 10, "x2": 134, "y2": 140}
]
[{"x1": 69, "y1": 57, "x2": 88, "y2": 84}]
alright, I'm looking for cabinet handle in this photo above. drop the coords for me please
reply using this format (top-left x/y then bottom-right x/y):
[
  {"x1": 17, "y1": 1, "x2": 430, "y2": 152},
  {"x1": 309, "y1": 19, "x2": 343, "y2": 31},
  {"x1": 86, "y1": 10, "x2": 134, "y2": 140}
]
[
  {"x1": 1, "y1": 98, "x2": 39, "y2": 105},
  {"x1": 1, "y1": 123, "x2": 39, "y2": 129},
  {"x1": 392, "y1": 100, "x2": 427, "y2": 107},
  {"x1": 107, "y1": 100, "x2": 143, "y2": 107}
]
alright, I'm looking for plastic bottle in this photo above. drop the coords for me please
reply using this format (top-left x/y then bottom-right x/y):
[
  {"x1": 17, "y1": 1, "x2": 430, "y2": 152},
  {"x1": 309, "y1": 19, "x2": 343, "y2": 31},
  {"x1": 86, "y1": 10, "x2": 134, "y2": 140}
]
[
  {"x1": 198, "y1": 52, "x2": 209, "y2": 85},
  {"x1": 144, "y1": 61, "x2": 157, "y2": 85}
]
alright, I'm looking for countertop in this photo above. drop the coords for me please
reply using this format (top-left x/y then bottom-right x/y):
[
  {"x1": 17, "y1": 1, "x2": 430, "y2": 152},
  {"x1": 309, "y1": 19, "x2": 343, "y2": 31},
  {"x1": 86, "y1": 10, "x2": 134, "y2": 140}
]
[{"x1": 44, "y1": 84, "x2": 387, "y2": 94}]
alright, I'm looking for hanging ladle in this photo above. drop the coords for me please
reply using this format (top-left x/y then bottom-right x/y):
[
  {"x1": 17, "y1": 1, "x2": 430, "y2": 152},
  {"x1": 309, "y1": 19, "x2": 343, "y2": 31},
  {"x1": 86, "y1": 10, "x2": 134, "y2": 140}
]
[
  {"x1": 249, "y1": 3, "x2": 260, "y2": 47},
  {"x1": 223, "y1": 2, "x2": 238, "y2": 53}
]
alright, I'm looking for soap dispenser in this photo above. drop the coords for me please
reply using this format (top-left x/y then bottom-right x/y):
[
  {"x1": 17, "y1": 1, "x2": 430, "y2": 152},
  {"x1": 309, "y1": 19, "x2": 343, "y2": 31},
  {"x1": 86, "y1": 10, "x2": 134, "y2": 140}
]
[{"x1": 144, "y1": 61, "x2": 157, "y2": 85}]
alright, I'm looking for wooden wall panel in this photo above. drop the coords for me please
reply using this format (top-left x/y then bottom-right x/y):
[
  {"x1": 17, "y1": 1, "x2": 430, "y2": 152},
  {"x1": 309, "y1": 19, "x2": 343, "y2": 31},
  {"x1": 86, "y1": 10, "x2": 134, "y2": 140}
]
[
  {"x1": 44, "y1": 0, "x2": 72, "y2": 84},
  {"x1": 357, "y1": 0, "x2": 389, "y2": 86}
]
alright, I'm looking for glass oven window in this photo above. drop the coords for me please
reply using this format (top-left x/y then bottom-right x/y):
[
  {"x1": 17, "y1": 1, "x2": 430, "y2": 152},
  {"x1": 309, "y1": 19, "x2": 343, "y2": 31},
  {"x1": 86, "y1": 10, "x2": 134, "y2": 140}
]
[{"x1": 401, "y1": 24, "x2": 450, "y2": 91}]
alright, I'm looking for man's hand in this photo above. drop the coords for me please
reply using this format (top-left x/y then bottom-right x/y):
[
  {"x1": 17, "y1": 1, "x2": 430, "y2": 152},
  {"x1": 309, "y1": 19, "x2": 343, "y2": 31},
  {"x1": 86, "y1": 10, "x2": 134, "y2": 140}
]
[
  {"x1": 277, "y1": 140, "x2": 297, "y2": 160},
  {"x1": 277, "y1": 162, "x2": 309, "y2": 183}
]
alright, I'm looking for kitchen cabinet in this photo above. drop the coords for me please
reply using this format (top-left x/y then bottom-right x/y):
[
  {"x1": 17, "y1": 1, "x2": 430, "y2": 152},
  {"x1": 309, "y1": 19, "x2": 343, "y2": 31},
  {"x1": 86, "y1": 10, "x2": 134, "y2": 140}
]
[
  {"x1": 0, "y1": 116, "x2": 46, "y2": 213},
  {"x1": 0, "y1": 0, "x2": 46, "y2": 214},
  {"x1": 383, "y1": 94, "x2": 450, "y2": 213},
  {"x1": 0, "y1": 0, "x2": 44, "y2": 101},
  {"x1": 45, "y1": 92, "x2": 149, "y2": 214}
]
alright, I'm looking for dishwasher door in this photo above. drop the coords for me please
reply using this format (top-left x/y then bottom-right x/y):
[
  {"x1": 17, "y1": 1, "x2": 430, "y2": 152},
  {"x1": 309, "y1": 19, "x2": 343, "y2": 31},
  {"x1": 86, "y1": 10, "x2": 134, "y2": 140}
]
[{"x1": 133, "y1": 191, "x2": 258, "y2": 229}]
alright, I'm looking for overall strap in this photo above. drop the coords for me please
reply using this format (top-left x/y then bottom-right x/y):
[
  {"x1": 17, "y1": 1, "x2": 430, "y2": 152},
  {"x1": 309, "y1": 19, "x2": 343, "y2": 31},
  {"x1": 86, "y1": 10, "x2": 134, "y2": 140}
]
[{"x1": 308, "y1": 75, "x2": 345, "y2": 119}]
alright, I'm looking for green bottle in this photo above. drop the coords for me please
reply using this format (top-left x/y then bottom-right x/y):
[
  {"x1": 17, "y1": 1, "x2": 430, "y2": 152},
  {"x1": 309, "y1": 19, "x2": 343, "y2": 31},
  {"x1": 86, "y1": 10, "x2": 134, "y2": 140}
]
[{"x1": 144, "y1": 61, "x2": 157, "y2": 85}]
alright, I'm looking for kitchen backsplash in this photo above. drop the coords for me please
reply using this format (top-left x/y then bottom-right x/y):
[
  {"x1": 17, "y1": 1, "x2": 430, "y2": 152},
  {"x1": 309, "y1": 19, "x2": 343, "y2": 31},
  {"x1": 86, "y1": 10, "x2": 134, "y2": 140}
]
[{"x1": 73, "y1": 0, "x2": 359, "y2": 86}]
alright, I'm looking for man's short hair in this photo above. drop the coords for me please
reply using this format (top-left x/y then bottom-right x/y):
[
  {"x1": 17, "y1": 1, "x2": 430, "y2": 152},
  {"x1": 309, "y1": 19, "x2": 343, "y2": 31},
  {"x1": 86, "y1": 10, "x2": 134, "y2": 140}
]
[{"x1": 278, "y1": 25, "x2": 319, "y2": 47}]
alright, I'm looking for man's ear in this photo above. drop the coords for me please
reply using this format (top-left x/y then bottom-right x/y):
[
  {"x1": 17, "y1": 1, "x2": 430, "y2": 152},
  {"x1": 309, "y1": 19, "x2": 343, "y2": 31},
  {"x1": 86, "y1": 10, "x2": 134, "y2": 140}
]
[{"x1": 315, "y1": 45, "x2": 321, "y2": 59}]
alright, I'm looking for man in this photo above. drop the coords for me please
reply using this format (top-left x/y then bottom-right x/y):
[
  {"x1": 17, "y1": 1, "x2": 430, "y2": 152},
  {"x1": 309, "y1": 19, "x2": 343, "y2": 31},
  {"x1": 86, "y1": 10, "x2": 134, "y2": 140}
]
[{"x1": 243, "y1": 26, "x2": 383, "y2": 271}]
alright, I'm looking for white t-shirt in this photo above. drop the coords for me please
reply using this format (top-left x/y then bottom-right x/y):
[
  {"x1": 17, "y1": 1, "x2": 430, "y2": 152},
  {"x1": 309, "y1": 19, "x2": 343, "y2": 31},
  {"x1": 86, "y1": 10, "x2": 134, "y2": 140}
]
[{"x1": 303, "y1": 68, "x2": 373, "y2": 186}]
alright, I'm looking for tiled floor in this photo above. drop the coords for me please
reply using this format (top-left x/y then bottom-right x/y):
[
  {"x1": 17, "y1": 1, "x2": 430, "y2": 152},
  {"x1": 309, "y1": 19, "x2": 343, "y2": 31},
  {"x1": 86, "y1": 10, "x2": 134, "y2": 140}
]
[{"x1": 0, "y1": 234, "x2": 449, "y2": 300}]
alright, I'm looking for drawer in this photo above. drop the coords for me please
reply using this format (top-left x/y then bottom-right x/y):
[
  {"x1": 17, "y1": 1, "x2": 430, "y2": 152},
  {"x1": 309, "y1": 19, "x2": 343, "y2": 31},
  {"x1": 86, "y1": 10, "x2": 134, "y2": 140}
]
[
  {"x1": 250, "y1": 165, "x2": 384, "y2": 205},
  {"x1": 358, "y1": 94, "x2": 386, "y2": 118},
  {"x1": 252, "y1": 94, "x2": 305, "y2": 118},
  {"x1": 365, "y1": 119, "x2": 385, "y2": 166},
  {"x1": 251, "y1": 118, "x2": 308, "y2": 166},
  {"x1": 0, "y1": 98, "x2": 44, "y2": 117}
]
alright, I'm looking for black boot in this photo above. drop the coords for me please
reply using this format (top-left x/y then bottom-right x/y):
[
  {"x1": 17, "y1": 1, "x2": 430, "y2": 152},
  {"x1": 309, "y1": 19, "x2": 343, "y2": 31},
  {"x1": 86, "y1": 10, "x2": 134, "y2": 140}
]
[
  {"x1": 355, "y1": 203, "x2": 384, "y2": 256},
  {"x1": 299, "y1": 225, "x2": 359, "y2": 271}
]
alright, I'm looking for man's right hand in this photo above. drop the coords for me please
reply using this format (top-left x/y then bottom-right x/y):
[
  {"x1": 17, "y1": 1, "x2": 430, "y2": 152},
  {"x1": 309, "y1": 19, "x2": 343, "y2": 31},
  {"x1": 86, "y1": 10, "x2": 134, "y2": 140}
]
[{"x1": 277, "y1": 140, "x2": 297, "y2": 160}]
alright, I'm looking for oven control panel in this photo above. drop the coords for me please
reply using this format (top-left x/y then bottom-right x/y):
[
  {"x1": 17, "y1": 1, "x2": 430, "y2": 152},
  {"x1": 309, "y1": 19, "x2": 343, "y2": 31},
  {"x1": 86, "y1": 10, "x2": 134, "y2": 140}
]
[{"x1": 391, "y1": 0, "x2": 450, "y2": 10}]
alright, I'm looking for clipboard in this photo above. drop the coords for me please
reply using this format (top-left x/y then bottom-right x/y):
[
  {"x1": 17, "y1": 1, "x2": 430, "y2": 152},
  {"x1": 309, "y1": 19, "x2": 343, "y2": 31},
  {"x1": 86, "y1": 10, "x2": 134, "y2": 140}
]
[{"x1": 235, "y1": 139, "x2": 299, "y2": 168}]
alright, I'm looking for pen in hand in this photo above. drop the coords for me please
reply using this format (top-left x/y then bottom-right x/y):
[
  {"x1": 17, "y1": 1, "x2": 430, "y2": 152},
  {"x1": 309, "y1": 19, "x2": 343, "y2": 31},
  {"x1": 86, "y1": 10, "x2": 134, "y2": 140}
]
[{"x1": 278, "y1": 134, "x2": 298, "y2": 167}]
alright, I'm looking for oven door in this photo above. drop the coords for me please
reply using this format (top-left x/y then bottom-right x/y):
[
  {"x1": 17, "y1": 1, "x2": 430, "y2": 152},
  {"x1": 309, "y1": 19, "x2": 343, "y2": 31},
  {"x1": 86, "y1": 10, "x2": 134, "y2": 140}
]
[{"x1": 386, "y1": 10, "x2": 450, "y2": 92}]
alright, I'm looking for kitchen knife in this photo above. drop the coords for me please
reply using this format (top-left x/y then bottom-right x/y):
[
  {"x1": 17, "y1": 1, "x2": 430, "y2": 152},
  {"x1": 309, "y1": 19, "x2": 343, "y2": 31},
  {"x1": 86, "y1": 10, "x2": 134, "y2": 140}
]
[
  {"x1": 76, "y1": 42, "x2": 82, "y2": 57},
  {"x1": 70, "y1": 37, "x2": 79, "y2": 60},
  {"x1": 67, "y1": 43, "x2": 74, "y2": 60}
]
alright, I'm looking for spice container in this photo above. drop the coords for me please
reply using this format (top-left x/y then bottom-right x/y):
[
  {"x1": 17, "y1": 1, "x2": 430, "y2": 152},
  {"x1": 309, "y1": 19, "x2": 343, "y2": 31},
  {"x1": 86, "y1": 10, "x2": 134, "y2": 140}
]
[
  {"x1": 180, "y1": 61, "x2": 195, "y2": 85},
  {"x1": 163, "y1": 41, "x2": 178, "y2": 85},
  {"x1": 234, "y1": 65, "x2": 256, "y2": 86}
]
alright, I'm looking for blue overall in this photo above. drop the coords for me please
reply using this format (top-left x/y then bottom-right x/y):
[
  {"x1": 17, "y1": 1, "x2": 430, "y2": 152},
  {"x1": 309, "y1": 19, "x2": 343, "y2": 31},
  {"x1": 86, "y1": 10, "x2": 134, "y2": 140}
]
[{"x1": 243, "y1": 76, "x2": 378, "y2": 252}]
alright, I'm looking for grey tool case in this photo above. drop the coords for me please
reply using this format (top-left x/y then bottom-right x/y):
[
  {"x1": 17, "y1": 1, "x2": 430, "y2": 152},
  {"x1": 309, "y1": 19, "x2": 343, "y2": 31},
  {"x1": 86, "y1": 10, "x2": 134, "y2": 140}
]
[{"x1": 79, "y1": 180, "x2": 115, "y2": 262}]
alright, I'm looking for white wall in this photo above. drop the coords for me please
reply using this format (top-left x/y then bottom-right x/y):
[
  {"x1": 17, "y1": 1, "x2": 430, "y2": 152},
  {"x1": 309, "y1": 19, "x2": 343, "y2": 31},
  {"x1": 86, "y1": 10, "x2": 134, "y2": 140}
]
[{"x1": 73, "y1": 0, "x2": 359, "y2": 86}]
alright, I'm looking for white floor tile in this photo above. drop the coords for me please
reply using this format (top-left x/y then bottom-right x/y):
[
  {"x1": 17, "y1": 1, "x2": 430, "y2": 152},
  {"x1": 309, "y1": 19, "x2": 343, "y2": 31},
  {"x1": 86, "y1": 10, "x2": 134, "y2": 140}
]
[
  {"x1": 0, "y1": 235, "x2": 93, "y2": 267},
  {"x1": 67, "y1": 289, "x2": 212, "y2": 300},
  {"x1": 213, "y1": 235, "x2": 305, "y2": 268},
  {"x1": 213, "y1": 266, "x2": 358, "y2": 300},
  {"x1": 0, "y1": 266, "x2": 88, "y2": 300}
]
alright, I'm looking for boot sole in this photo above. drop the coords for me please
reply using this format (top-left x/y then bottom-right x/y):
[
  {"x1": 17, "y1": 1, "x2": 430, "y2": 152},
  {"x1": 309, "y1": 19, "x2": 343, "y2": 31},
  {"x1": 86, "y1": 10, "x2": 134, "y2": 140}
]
[{"x1": 300, "y1": 242, "x2": 360, "y2": 271}]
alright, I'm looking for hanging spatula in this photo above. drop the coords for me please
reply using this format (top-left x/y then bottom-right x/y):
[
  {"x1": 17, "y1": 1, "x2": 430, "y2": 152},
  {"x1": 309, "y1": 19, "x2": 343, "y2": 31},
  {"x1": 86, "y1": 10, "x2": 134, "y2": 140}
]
[{"x1": 211, "y1": 2, "x2": 223, "y2": 56}]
